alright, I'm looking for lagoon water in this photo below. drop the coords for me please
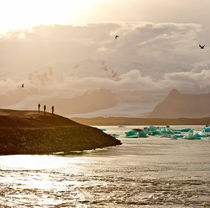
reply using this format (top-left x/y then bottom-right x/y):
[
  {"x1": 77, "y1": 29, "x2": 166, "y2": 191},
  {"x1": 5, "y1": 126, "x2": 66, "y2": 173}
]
[{"x1": 0, "y1": 125, "x2": 210, "y2": 207}]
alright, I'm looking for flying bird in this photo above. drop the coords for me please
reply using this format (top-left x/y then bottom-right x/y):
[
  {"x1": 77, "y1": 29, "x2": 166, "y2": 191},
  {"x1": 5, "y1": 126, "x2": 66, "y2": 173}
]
[
  {"x1": 21, "y1": 83, "x2": 24, "y2": 88},
  {"x1": 199, "y1": 44, "x2": 205, "y2": 49},
  {"x1": 115, "y1": 35, "x2": 119, "y2": 39}
]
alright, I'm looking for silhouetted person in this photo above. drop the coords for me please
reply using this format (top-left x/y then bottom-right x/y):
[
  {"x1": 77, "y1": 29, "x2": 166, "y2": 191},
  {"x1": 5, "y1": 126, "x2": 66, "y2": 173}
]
[
  {"x1": 199, "y1": 44, "x2": 205, "y2": 49},
  {"x1": 51, "y1": 106, "x2": 54, "y2": 114},
  {"x1": 21, "y1": 83, "x2": 24, "y2": 88},
  {"x1": 44, "y1": 105, "x2": 46, "y2": 114},
  {"x1": 38, "y1": 104, "x2": 41, "y2": 112}
]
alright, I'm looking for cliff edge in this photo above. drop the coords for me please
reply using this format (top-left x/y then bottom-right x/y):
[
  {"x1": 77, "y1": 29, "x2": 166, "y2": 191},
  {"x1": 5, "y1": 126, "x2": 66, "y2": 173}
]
[{"x1": 0, "y1": 109, "x2": 121, "y2": 155}]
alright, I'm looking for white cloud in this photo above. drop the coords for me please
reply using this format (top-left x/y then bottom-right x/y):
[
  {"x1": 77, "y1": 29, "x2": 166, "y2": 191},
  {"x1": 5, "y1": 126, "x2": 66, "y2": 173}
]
[{"x1": 0, "y1": 22, "x2": 210, "y2": 116}]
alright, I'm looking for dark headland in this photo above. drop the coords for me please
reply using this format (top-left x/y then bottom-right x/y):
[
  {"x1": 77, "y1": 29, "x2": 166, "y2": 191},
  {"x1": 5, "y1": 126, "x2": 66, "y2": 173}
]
[{"x1": 0, "y1": 109, "x2": 121, "y2": 155}]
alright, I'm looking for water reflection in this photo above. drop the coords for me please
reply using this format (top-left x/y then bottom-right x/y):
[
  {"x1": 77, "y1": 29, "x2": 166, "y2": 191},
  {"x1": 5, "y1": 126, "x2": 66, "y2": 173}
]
[
  {"x1": 0, "y1": 155, "x2": 72, "y2": 170},
  {"x1": 0, "y1": 126, "x2": 210, "y2": 207}
]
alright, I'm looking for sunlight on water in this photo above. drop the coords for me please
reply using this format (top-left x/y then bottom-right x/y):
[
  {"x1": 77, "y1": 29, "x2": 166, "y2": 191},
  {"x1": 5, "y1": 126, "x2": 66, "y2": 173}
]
[
  {"x1": 0, "y1": 125, "x2": 210, "y2": 207},
  {"x1": 0, "y1": 155, "x2": 96, "y2": 171},
  {"x1": 0, "y1": 155, "x2": 71, "y2": 170}
]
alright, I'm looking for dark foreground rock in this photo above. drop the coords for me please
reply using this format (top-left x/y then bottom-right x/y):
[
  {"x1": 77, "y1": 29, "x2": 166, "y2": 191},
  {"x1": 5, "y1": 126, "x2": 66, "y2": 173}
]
[{"x1": 0, "y1": 109, "x2": 121, "y2": 155}]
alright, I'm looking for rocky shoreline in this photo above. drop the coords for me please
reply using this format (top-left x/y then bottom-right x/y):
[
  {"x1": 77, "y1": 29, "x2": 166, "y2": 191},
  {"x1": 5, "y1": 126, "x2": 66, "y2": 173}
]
[{"x1": 0, "y1": 109, "x2": 121, "y2": 155}]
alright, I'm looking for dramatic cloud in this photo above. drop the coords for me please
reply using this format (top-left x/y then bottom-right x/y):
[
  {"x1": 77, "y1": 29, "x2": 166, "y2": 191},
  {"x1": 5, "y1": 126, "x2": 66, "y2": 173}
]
[{"x1": 0, "y1": 23, "x2": 209, "y2": 116}]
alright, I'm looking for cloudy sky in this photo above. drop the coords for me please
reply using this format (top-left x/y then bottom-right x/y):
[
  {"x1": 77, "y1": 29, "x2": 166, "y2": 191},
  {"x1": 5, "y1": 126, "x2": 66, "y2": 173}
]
[{"x1": 0, "y1": 0, "x2": 210, "y2": 117}]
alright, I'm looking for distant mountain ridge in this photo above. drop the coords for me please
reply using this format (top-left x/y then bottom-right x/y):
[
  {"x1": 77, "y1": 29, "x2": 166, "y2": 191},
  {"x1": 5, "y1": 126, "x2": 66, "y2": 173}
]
[{"x1": 149, "y1": 89, "x2": 210, "y2": 118}]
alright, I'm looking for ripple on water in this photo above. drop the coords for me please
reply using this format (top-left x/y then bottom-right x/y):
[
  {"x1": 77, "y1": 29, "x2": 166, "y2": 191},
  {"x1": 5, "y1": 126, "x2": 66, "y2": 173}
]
[{"x1": 0, "y1": 125, "x2": 210, "y2": 207}]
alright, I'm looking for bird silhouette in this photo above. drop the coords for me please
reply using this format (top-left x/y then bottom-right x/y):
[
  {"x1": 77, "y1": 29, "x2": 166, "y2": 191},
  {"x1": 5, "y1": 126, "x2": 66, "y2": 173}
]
[
  {"x1": 21, "y1": 83, "x2": 24, "y2": 88},
  {"x1": 115, "y1": 35, "x2": 119, "y2": 39},
  {"x1": 199, "y1": 44, "x2": 205, "y2": 49}
]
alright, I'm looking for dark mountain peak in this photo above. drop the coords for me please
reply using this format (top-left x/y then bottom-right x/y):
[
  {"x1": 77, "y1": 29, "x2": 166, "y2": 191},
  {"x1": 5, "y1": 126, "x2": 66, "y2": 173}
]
[{"x1": 149, "y1": 90, "x2": 210, "y2": 118}]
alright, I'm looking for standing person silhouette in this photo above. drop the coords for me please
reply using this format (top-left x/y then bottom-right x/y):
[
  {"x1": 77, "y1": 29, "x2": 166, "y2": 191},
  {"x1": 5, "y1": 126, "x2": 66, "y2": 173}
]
[
  {"x1": 38, "y1": 104, "x2": 41, "y2": 113},
  {"x1": 51, "y1": 106, "x2": 54, "y2": 114},
  {"x1": 44, "y1": 105, "x2": 46, "y2": 114}
]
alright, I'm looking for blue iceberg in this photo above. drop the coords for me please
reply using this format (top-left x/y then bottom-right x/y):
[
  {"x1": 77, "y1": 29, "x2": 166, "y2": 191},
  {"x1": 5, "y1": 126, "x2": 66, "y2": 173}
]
[
  {"x1": 149, "y1": 125, "x2": 156, "y2": 131},
  {"x1": 173, "y1": 127, "x2": 191, "y2": 132},
  {"x1": 99, "y1": 128, "x2": 106, "y2": 131},
  {"x1": 125, "y1": 130, "x2": 139, "y2": 138},
  {"x1": 194, "y1": 132, "x2": 208, "y2": 138},
  {"x1": 125, "y1": 129, "x2": 149, "y2": 138},
  {"x1": 184, "y1": 130, "x2": 201, "y2": 140},
  {"x1": 171, "y1": 134, "x2": 184, "y2": 140},
  {"x1": 139, "y1": 130, "x2": 149, "y2": 138},
  {"x1": 173, "y1": 130, "x2": 182, "y2": 134},
  {"x1": 111, "y1": 134, "x2": 120, "y2": 138},
  {"x1": 160, "y1": 126, "x2": 174, "y2": 135},
  {"x1": 203, "y1": 126, "x2": 210, "y2": 133},
  {"x1": 147, "y1": 125, "x2": 161, "y2": 136}
]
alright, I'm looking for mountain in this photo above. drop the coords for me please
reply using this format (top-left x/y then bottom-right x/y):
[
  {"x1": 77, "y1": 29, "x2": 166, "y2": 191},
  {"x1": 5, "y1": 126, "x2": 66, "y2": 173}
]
[
  {"x1": 42, "y1": 89, "x2": 117, "y2": 115},
  {"x1": 0, "y1": 109, "x2": 121, "y2": 155},
  {"x1": 149, "y1": 89, "x2": 210, "y2": 118}
]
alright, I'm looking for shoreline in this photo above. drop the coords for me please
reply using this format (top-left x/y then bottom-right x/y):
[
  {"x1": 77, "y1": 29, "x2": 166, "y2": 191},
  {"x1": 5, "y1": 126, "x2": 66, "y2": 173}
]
[
  {"x1": 71, "y1": 117, "x2": 210, "y2": 126},
  {"x1": 0, "y1": 109, "x2": 121, "y2": 155}
]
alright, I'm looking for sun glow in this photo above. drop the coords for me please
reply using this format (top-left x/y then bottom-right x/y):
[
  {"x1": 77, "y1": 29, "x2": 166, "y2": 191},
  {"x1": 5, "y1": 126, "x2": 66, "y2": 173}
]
[{"x1": 0, "y1": 0, "x2": 96, "y2": 33}]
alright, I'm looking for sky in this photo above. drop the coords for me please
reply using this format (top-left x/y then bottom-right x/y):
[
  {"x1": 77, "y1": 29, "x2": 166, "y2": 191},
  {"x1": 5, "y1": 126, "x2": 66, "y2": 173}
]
[{"x1": 0, "y1": 0, "x2": 210, "y2": 117}]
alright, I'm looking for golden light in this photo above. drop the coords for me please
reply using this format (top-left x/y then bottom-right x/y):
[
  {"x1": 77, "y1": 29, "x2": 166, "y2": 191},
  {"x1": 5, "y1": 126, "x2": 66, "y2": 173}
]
[{"x1": 0, "y1": 0, "x2": 96, "y2": 32}]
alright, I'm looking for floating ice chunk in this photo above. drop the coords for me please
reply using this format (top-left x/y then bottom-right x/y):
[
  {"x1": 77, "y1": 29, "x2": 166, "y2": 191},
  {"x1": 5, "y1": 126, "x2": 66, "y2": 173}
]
[
  {"x1": 146, "y1": 126, "x2": 161, "y2": 136},
  {"x1": 99, "y1": 128, "x2": 106, "y2": 131},
  {"x1": 173, "y1": 130, "x2": 182, "y2": 134},
  {"x1": 125, "y1": 130, "x2": 139, "y2": 138},
  {"x1": 149, "y1": 125, "x2": 156, "y2": 131},
  {"x1": 173, "y1": 128, "x2": 191, "y2": 132},
  {"x1": 160, "y1": 127, "x2": 174, "y2": 135},
  {"x1": 184, "y1": 129, "x2": 201, "y2": 140},
  {"x1": 139, "y1": 130, "x2": 149, "y2": 138},
  {"x1": 203, "y1": 126, "x2": 210, "y2": 132},
  {"x1": 171, "y1": 134, "x2": 184, "y2": 139},
  {"x1": 125, "y1": 129, "x2": 149, "y2": 138},
  {"x1": 134, "y1": 128, "x2": 149, "y2": 138},
  {"x1": 194, "y1": 132, "x2": 208, "y2": 138},
  {"x1": 111, "y1": 134, "x2": 120, "y2": 138}
]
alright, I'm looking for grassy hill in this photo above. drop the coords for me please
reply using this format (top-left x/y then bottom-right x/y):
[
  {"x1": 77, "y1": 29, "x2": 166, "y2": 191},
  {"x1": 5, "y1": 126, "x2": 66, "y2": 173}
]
[{"x1": 0, "y1": 109, "x2": 121, "y2": 155}]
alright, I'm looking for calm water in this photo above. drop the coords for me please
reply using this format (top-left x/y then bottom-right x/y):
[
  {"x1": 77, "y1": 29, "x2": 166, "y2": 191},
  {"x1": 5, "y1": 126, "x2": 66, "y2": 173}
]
[{"x1": 0, "y1": 125, "x2": 210, "y2": 208}]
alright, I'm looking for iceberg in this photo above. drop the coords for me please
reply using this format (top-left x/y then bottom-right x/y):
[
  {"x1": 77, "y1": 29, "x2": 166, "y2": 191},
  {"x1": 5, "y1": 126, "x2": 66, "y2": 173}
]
[
  {"x1": 122, "y1": 125, "x2": 208, "y2": 140},
  {"x1": 184, "y1": 129, "x2": 201, "y2": 140},
  {"x1": 160, "y1": 126, "x2": 174, "y2": 135},
  {"x1": 125, "y1": 130, "x2": 139, "y2": 138},
  {"x1": 99, "y1": 128, "x2": 106, "y2": 131},
  {"x1": 139, "y1": 130, "x2": 149, "y2": 138},
  {"x1": 203, "y1": 126, "x2": 210, "y2": 133},
  {"x1": 111, "y1": 134, "x2": 120, "y2": 138},
  {"x1": 173, "y1": 128, "x2": 191, "y2": 132},
  {"x1": 149, "y1": 125, "x2": 156, "y2": 131},
  {"x1": 194, "y1": 132, "x2": 208, "y2": 138},
  {"x1": 171, "y1": 134, "x2": 184, "y2": 139},
  {"x1": 147, "y1": 125, "x2": 161, "y2": 136},
  {"x1": 125, "y1": 129, "x2": 149, "y2": 138},
  {"x1": 173, "y1": 130, "x2": 182, "y2": 134}
]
